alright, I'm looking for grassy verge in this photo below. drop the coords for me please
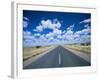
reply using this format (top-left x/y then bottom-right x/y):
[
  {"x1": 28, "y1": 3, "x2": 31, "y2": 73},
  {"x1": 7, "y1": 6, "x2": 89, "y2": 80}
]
[
  {"x1": 64, "y1": 45, "x2": 91, "y2": 54},
  {"x1": 23, "y1": 46, "x2": 54, "y2": 61}
]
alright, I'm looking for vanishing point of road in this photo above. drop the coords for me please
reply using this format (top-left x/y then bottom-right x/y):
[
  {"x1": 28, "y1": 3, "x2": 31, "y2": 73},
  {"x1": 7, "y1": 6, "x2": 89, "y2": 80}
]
[{"x1": 24, "y1": 46, "x2": 90, "y2": 69}]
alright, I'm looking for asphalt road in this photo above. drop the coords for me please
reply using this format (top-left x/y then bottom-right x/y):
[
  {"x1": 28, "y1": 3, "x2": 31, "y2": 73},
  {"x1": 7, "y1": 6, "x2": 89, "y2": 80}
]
[{"x1": 24, "y1": 46, "x2": 90, "y2": 69}]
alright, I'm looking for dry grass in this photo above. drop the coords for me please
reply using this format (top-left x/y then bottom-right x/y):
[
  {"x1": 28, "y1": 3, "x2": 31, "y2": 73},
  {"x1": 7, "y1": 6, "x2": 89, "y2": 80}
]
[
  {"x1": 64, "y1": 45, "x2": 91, "y2": 54},
  {"x1": 23, "y1": 46, "x2": 54, "y2": 61}
]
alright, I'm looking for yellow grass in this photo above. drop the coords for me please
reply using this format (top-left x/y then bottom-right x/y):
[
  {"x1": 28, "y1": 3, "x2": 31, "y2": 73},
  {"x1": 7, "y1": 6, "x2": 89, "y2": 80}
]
[
  {"x1": 23, "y1": 46, "x2": 54, "y2": 61},
  {"x1": 64, "y1": 45, "x2": 91, "y2": 54}
]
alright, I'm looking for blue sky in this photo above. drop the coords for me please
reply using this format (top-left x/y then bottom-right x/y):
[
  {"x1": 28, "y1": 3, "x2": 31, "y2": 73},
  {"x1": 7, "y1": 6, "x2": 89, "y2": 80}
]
[{"x1": 23, "y1": 10, "x2": 91, "y2": 47}]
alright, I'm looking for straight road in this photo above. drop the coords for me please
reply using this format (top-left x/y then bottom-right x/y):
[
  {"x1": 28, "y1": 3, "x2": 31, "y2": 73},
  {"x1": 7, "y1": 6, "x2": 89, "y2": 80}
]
[{"x1": 24, "y1": 46, "x2": 90, "y2": 69}]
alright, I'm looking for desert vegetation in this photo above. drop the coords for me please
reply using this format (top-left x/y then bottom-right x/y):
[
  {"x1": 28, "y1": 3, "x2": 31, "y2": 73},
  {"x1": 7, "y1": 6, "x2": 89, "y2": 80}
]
[
  {"x1": 23, "y1": 46, "x2": 54, "y2": 61},
  {"x1": 64, "y1": 44, "x2": 91, "y2": 54}
]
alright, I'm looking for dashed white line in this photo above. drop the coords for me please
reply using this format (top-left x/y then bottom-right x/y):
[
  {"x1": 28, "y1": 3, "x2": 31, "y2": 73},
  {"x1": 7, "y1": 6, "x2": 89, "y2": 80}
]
[{"x1": 59, "y1": 53, "x2": 61, "y2": 65}]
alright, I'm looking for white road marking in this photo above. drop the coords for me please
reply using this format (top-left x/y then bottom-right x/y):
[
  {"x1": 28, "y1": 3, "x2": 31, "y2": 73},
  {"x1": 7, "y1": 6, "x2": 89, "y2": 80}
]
[{"x1": 59, "y1": 53, "x2": 61, "y2": 65}]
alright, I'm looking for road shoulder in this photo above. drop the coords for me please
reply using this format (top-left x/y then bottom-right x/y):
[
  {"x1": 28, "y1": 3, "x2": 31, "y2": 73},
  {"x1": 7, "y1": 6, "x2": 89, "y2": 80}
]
[
  {"x1": 62, "y1": 46, "x2": 91, "y2": 63},
  {"x1": 23, "y1": 46, "x2": 57, "y2": 68}
]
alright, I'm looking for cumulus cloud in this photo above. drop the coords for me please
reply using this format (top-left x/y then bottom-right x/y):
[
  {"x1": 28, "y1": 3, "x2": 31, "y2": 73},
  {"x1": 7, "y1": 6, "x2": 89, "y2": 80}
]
[
  {"x1": 23, "y1": 18, "x2": 91, "y2": 47},
  {"x1": 46, "y1": 32, "x2": 53, "y2": 39},
  {"x1": 62, "y1": 30, "x2": 74, "y2": 42},
  {"x1": 73, "y1": 25, "x2": 90, "y2": 43},
  {"x1": 80, "y1": 18, "x2": 91, "y2": 24},
  {"x1": 45, "y1": 28, "x2": 62, "y2": 41},
  {"x1": 33, "y1": 19, "x2": 61, "y2": 32},
  {"x1": 34, "y1": 25, "x2": 43, "y2": 32},
  {"x1": 41, "y1": 19, "x2": 52, "y2": 29},
  {"x1": 53, "y1": 29, "x2": 62, "y2": 35}
]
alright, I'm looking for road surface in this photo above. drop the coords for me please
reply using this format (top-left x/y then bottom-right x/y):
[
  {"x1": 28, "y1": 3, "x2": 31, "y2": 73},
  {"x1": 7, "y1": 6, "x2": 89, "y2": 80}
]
[{"x1": 24, "y1": 46, "x2": 90, "y2": 69}]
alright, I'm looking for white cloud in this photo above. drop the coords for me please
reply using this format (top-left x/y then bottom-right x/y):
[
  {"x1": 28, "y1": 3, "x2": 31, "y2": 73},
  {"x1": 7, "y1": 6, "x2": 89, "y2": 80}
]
[
  {"x1": 84, "y1": 24, "x2": 89, "y2": 28},
  {"x1": 75, "y1": 27, "x2": 90, "y2": 35},
  {"x1": 34, "y1": 33, "x2": 41, "y2": 37},
  {"x1": 34, "y1": 25, "x2": 43, "y2": 32},
  {"x1": 23, "y1": 21, "x2": 29, "y2": 28},
  {"x1": 61, "y1": 25, "x2": 74, "y2": 41},
  {"x1": 24, "y1": 21, "x2": 91, "y2": 47},
  {"x1": 80, "y1": 18, "x2": 91, "y2": 24},
  {"x1": 57, "y1": 35, "x2": 62, "y2": 39},
  {"x1": 24, "y1": 19, "x2": 63, "y2": 47},
  {"x1": 23, "y1": 31, "x2": 36, "y2": 47},
  {"x1": 49, "y1": 37, "x2": 54, "y2": 41},
  {"x1": 73, "y1": 26, "x2": 90, "y2": 43},
  {"x1": 24, "y1": 35, "x2": 35, "y2": 41},
  {"x1": 81, "y1": 28, "x2": 90, "y2": 35},
  {"x1": 46, "y1": 32, "x2": 53, "y2": 38},
  {"x1": 53, "y1": 29, "x2": 62, "y2": 35},
  {"x1": 53, "y1": 21, "x2": 61, "y2": 29},
  {"x1": 23, "y1": 40, "x2": 34, "y2": 47},
  {"x1": 65, "y1": 30, "x2": 74, "y2": 35},
  {"x1": 33, "y1": 19, "x2": 61, "y2": 32},
  {"x1": 23, "y1": 31, "x2": 31, "y2": 36},
  {"x1": 23, "y1": 17, "x2": 29, "y2": 28},
  {"x1": 67, "y1": 24, "x2": 74, "y2": 31},
  {"x1": 45, "y1": 28, "x2": 62, "y2": 44},
  {"x1": 24, "y1": 17, "x2": 29, "y2": 21},
  {"x1": 41, "y1": 19, "x2": 52, "y2": 29},
  {"x1": 60, "y1": 23, "x2": 91, "y2": 44},
  {"x1": 62, "y1": 30, "x2": 73, "y2": 41}
]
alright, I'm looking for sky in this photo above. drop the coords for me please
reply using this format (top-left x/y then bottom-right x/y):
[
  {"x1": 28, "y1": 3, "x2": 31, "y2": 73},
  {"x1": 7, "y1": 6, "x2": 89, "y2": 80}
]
[{"x1": 23, "y1": 10, "x2": 91, "y2": 47}]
